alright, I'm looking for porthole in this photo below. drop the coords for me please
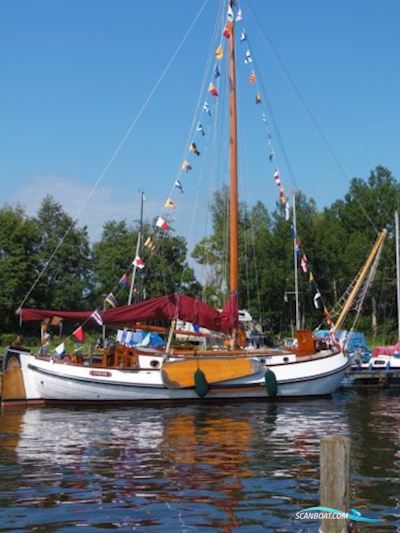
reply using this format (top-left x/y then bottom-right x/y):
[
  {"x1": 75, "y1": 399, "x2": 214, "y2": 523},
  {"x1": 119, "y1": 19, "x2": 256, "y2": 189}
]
[
  {"x1": 150, "y1": 360, "x2": 160, "y2": 368},
  {"x1": 283, "y1": 357, "x2": 289, "y2": 363}
]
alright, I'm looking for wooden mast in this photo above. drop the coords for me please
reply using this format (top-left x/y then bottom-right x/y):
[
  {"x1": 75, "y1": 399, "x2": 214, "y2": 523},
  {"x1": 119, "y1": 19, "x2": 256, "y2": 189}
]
[
  {"x1": 227, "y1": 14, "x2": 238, "y2": 340},
  {"x1": 334, "y1": 229, "x2": 387, "y2": 332}
]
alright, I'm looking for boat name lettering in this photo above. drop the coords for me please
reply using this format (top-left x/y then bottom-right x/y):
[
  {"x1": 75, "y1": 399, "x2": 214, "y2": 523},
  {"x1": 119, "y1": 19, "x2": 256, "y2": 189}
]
[{"x1": 89, "y1": 370, "x2": 112, "y2": 377}]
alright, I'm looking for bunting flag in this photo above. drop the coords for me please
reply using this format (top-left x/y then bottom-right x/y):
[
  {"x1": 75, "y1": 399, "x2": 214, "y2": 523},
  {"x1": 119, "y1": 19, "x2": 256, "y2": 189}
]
[
  {"x1": 214, "y1": 64, "x2": 220, "y2": 78},
  {"x1": 196, "y1": 123, "x2": 205, "y2": 135},
  {"x1": 144, "y1": 236, "x2": 156, "y2": 251},
  {"x1": 268, "y1": 149, "x2": 275, "y2": 161},
  {"x1": 91, "y1": 310, "x2": 103, "y2": 326},
  {"x1": 174, "y1": 180, "x2": 184, "y2": 193},
  {"x1": 273, "y1": 168, "x2": 281, "y2": 186},
  {"x1": 285, "y1": 201, "x2": 290, "y2": 221},
  {"x1": 55, "y1": 342, "x2": 65, "y2": 356},
  {"x1": 308, "y1": 272, "x2": 315, "y2": 289},
  {"x1": 300, "y1": 254, "x2": 308, "y2": 273},
  {"x1": 244, "y1": 50, "x2": 252, "y2": 64},
  {"x1": 294, "y1": 238, "x2": 301, "y2": 253},
  {"x1": 181, "y1": 159, "x2": 192, "y2": 172},
  {"x1": 227, "y1": 4, "x2": 234, "y2": 21},
  {"x1": 133, "y1": 256, "x2": 145, "y2": 270},
  {"x1": 164, "y1": 197, "x2": 176, "y2": 209},
  {"x1": 262, "y1": 113, "x2": 267, "y2": 123},
  {"x1": 119, "y1": 273, "x2": 131, "y2": 289},
  {"x1": 248, "y1": 71, "x2": 256, "y2": 84},
  {"x1": 72, "y1": 326, "x2": 85, "y2": 342},
  {"x1": 105, "y1": 292, "x2": 117, "y2": 308},
  {"x1": 190, "y1": 142, "x2": 200, "y2": 156},
  {"x1": 223, "y1": 25, "x2": 231, "y2": 39},
  {"x1": 156, "y1": 216, "x2": 170, "y2": 230},
  {"x1": 236, "y1": 8, "x2": 243, "y2": 21},
  {"x1": 279, "y1": 189, "x2": 287, "y2": 205},
  {"x1": 215, "y1": 45, "x2": 223, "y2": 60},
  {"x1": 203, "y1": 102, "x2": 211, "y2": 116},
  {"x1": 313, "y1": 291, "x2": 323, "y2": 309},
  {"x1": 208, "y1": 82, "x2": 219, "y2": 96},
  {"x1": 256, "y1": 92, "x2": 262, "y2": 104},
  {"x1": 240, "y1": 29, "x2": 246, "y2": 41}
]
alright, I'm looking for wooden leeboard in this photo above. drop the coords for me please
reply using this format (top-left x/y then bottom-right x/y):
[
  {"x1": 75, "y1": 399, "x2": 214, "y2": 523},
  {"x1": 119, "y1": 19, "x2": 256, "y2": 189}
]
[{"x1": 162, "y1": 357, "x2": 259, "y2": 389}]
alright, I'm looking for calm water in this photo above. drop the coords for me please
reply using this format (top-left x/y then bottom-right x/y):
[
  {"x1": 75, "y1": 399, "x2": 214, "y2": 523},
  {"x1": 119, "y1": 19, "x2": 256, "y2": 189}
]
[{"x1": 0, "y1": 390, "x2": 399, "y2": 532}]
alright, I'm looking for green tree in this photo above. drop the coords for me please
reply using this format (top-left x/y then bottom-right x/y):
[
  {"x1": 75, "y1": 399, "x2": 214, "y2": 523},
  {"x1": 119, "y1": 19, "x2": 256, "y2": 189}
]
[
  {"x1": 34, "y1": 195, "x2": 92, "y2": 309},
  {"x1": 0, "y1": 205, "x2": 41, "y2": 330}
]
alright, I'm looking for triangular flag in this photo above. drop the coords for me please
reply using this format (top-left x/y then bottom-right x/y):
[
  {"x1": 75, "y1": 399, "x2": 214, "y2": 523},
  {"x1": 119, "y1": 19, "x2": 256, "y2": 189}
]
[
  {"x1": 174, "y1": 180, "x2": 184, "y2": 193},
  {"x1": 262, "y1": 113, "x2": 267, "y2": 123},
  {"x1": 227, "y1": 5, "x2": 234, "y2": 21},
  {"x1": 190, "y1": 142, "x2": 200, "y2": 156},
  {"x1": 268, "y1": 149, "x2": 275, "y2": 161},
  {"x1": 91, "y1": 310, "x2": 103, "y2": 326},
  {"x1": 248, "y1": 71, "x2": 256, "y2": 84},
  {"x1": 156, "y1": 217, "x2": 170, "y2": 230},
  {"x1": 203, "y1": 102, "x2": 211, "y2": 116},
  {"x1": 164, "y1": 197, "x2": 176, "y2": 209},
  {"x1": 105, "y1": 293, "x2": 117, "y2": 308},
  {"x1": 196, "y1": 123, "x2": 205, "y2": 135},
  {"x1": 133, "y1": 256, "x2": 145, "y2": 269},
  {"x1": 256, "y1": 92, "x2": 262, "y2": 104},
  {"x1": 215, "y1": 45, "x2": 223, "y2": 60},
  {"x1": 244, "y1": 50, "x2": 252, "y2": 64},
  {"x1": 119, "y1": 274, "x2": 131, "y2": 289},
  {"x1": 144, "y1": 236, "x2": 156, "y2": 251},
  {"x1": 214, "y1": 64, "x2": 220, "y2": 78},
  {"x1": 223, "y1": 25, "x2": 231, "y2": 39},
  {"x1": 208, "y1": 82, "x2": 218, "y2": 96},
  {"x1": 55, "y1": 342, "x2": 65, "y2": 356},
  {"x1": 181, "y1": 160, "x2": 192, "y2": 172},
  {"x1": 240, "y1": 29, "x2": 247, "y2": 41},
  {"x1": 236, "y1": 8, "x2": 243, "y2": 21},
  {"x1": 313, "y1": 291, "x2": 323, "y2": 309},
  {"x1": 279, "y1": 189, "x2": 287, "y2": 205},
  {"x1": 72, "y1": 326, "x2": 85, "y2": 342}
]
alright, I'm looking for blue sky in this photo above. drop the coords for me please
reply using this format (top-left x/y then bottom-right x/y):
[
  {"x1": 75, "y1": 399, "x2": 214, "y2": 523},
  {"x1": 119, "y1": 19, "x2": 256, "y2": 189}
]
[{"x1": 1, "y1": 0, "x2": 400, "y2": 248}]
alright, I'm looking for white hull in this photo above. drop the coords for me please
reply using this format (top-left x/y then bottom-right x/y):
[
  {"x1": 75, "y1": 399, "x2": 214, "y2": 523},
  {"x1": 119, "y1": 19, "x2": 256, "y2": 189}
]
[{"x1": 3, "y1": 348, "x2": 349, "y2": 403}]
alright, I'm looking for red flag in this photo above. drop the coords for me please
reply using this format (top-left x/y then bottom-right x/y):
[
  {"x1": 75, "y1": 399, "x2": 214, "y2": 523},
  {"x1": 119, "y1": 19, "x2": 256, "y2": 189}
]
[
  {"x1": 208, "y1": 82, "x2": 219, "y2": 96},
  {"x1": 248, "y1": 71, "x2": 256, "y2": 84},
  {"x1": 72, "y1": 326, "x2": 85, "y2": 342}
]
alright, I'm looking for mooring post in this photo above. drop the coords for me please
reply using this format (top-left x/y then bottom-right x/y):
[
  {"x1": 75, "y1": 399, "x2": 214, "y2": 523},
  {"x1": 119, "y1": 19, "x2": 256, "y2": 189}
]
[{"x1": 320, "y1": 435, "x2": 351, "y2": 533}]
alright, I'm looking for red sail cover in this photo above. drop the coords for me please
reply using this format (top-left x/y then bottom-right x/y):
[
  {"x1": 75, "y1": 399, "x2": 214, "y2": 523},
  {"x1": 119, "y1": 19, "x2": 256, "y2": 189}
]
[{"x1": 19, "y1": 293, "x2": 239, "y2": 333}]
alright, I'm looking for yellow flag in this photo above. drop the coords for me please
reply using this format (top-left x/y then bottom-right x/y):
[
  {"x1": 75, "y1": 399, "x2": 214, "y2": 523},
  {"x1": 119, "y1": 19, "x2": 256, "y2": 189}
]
[
  {"x1": 215, "y1": 45, "x2": 223, "y2": 60},
  {"x1": 164, "y1": 198, "x2": 176, "y2": 209}
]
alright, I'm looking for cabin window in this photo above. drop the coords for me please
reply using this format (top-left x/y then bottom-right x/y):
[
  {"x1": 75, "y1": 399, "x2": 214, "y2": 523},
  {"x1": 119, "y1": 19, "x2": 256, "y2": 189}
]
[{"x1": 150, "y1": 360, "x2": 160, "y2": 368}]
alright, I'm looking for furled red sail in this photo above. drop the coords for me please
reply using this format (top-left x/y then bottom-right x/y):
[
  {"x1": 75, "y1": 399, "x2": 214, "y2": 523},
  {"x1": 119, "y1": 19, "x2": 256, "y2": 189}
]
[{"x1": 19, "y1": 293, "x2": 238, "y2": 333}]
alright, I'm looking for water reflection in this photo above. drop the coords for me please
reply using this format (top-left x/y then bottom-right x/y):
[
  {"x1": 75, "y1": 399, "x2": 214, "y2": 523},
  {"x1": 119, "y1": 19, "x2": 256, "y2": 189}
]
[{"x1": 0, "y1": 392, "x2": 399, "y2": 531}]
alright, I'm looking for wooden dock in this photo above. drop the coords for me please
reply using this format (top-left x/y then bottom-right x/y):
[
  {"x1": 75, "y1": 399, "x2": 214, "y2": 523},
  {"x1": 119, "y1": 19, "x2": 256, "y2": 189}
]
[{"x1": 346, "y1": 369, "x2": 400, "y2": 386}]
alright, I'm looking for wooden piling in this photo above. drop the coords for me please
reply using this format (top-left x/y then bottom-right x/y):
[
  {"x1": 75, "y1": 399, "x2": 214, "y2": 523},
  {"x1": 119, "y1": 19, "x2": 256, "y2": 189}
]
[{"x1": 320, "y1": 435, "x2": 350, "y2": 533}]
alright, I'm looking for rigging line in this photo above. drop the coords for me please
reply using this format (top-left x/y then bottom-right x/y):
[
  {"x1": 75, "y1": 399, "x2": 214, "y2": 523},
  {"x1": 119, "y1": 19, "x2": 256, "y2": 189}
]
[
  {"x1": 246, "y1": 2, "x2": 378, "y2": 234},
  {"x1": 242, "y1": 29, "x2": 298, "y2": 193},
  {"x1": 18, "y1": 0, "x2": 208, "y2": 309},
  {"x1": 16, "y1": 0, "x2": 210, "y2": 312},
  {"x1": 175, "y1": 0, "x2": 226, "y2": 294}
]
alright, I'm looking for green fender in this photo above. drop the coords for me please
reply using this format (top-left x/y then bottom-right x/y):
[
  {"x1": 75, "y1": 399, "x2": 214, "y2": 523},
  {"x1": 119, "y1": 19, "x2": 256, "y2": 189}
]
[
  {"x1": 264, "y1": 369, "x2": 278, "y2": 397},
  {"x1": 194, "y1": 368, "x2": 209, "y2": 398}
]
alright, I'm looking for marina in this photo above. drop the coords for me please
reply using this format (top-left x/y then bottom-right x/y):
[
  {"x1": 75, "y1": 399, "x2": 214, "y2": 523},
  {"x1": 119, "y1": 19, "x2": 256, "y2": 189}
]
[{"x1": 2, "y1": 0, "x2": 400, "y2": 530}]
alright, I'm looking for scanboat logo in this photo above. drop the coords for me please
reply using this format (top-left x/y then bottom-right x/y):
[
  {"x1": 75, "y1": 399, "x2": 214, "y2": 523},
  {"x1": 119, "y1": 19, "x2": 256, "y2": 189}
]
[{"x1": 294, "y1": 506, "x2": 383, "y2": 524}]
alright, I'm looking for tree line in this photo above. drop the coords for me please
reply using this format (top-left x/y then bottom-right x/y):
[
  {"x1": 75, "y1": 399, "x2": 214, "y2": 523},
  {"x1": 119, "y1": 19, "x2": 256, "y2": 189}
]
[{"x1": 1, "y1": 166, "x2": 399, "y2": 342}]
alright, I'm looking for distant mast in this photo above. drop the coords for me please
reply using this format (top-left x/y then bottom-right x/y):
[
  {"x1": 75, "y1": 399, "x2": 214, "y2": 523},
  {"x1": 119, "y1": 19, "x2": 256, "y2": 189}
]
[{"x1": 227, "y1": 8, "x2": 238, "y2": 338}]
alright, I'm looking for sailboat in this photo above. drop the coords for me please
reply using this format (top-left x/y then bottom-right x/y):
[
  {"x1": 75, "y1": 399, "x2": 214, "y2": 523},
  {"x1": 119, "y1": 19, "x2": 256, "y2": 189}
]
[{"x1": 1, "y1": 2, "x2": 382, "y2": 406}]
